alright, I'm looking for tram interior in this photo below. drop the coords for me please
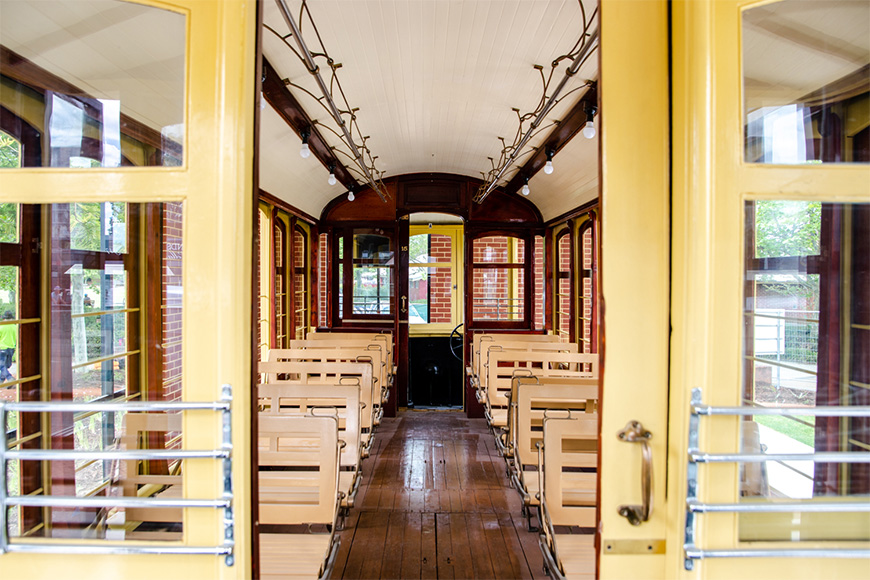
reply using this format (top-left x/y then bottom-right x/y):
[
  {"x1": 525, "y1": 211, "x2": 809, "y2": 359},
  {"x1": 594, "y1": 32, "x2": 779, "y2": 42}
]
[{"x1": 0, "y1": 0, "x2": 868, "y2": 578}]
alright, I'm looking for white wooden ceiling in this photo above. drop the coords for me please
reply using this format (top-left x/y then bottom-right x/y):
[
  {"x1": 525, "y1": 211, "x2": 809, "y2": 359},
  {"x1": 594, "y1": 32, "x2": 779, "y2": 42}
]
[{"x1": 262, "y1": 0, "x2": 600, "y2": 220}]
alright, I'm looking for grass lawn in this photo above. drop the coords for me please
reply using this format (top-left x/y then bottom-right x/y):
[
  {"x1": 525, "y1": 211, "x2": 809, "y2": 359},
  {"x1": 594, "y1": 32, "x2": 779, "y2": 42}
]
[{"x1": 754, "y1": 414, "x2": 815, "y2": 447}]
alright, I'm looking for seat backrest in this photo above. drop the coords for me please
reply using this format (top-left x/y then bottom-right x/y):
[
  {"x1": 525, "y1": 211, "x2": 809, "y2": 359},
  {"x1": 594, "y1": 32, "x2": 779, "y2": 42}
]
[
  {"x1": 472, "y1": 333, "x2": 562, "y2": 381},
  {"x1": 120, "y1": 412, "x2": 184, "y2": 523},
  {"x1": 258, "y1": 381, "x2": 360, "y2": 469},
  {"x1": 541, "y1": 414, "x2": 599, "y2": 527},
  {"x1": 513, "y1": 379, "x2": 598, "y2": 469},
  {"x1": 272, "y1": 345, "x2": 388, "y2": 403},
  {"x1": 486, "y1": 350, "x2": 597, "y2": 411},
  {"x1": 258, "y1": 414, "x2": 340, "y2": 526},
  {"x1": 305, "y1": 331, "x2": 393, "y2": 361},
  {"x1": 259, "y1": 359, "x2": 375, "y2": 431}
]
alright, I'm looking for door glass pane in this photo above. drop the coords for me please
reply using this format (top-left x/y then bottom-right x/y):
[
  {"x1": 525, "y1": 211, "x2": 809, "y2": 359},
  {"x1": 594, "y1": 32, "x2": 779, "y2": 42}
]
[
  {"x1": 352, "y1": 266, "x2": 393, "y2": 315},
  {"x1": 472, "y1": 267, "x2": 524, "y2": 321},
  {"x1": 0, "y1": 0, "x2": 186, "y2": 168},
  {"x1": 741, "y1": 200, "x2": 870, "y2": 542},
  {"x1": 409, "y1": 266, "x2": 453, "y2": 324},
  {"x1": 743, "y1": 0, "x2": 870, "y2": 164},
  {"x1": 1, "y1": 202, "x2": 186, "y2": 542}
]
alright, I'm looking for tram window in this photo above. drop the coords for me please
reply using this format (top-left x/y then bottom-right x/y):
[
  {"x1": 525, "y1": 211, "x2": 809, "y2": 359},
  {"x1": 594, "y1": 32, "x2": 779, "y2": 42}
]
[
  {"x1": 742, "y1": 0, "x2": 870, "y2": 164},
  {"x1": 336, "y1": 228, "x2": 395, "y2": 319},
  {"x1": 0, "y1": 0, "x2": 186, "y2": 168},
  {"x1": 741, "y1": 200, "x2": 869, "y2": 541},
  {"x1": 534, "y1": 235, "x2": 544, "y2": 330},
  {"x1": 293, "y1": 224, "x2": 309, "y2": 339},
  {"x1": 472, "y1": 235, "x2": 525, "y2": 321},
  {"x1": 318, "y1": 233, "x2": 328, "y2": 327},
  {"x1": 555, "y1": 230, "x2": 572, "y2": 340},
  {"x1": 2, "y1": 201, "x2": 186, "y2": 542}
]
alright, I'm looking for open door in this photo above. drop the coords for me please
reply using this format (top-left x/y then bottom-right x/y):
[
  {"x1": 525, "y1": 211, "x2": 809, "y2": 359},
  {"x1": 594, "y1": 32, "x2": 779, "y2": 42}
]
[
  {"x1": 670, "y1": 1, "x2": 869, "y2": 579},
  {"x1": 0, "y1": 0, "x2": 256, "y2": 577}
]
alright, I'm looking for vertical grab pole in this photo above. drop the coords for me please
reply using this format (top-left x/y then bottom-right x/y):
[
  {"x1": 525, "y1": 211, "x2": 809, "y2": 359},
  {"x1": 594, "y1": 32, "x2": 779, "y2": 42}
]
[{"x1": 221, "y1": 384, "x2": 235, "y2": 566}]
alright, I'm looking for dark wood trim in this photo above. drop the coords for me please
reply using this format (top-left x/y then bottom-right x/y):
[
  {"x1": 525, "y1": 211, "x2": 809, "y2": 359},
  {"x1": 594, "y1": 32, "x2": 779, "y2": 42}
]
[
  {"x1": 1, "y1": 46, "x2": 179, "y2": 156},
  {"x1": 396, "y1": 219, "x2": 410, "y2": 411},
  {"x1": 544, "y1": 198, "x2": 601, "y2": 229},
  {"x1": 259, "y1": 189, "x2": 319, "y2": 225},
  {"x1": 502, "y1": 85, "x2": 598, "y2": 196},
  {"x1": 270, "y1": 208, "x2": 282, "y2": 348},
  {"x1": 18, "y1": 204, "x2": 42, "y2": 533},
  {"x1": 0, "y1": 104, "x2": 42, "y2": 167},
  {"x1": 144, "y1": 204, "x2": 164, "y2": 402},
  {"x1": 261, "y1": 58, "x2": 358, "y2": 191}
]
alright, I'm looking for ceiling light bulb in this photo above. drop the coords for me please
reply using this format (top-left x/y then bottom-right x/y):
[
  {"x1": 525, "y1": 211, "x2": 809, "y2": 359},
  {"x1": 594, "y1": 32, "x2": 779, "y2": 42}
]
[
  {"x1": 521, "y1": 183, "x2": 530, "y2": 196},
  {"x1": 328, "y1": 173, "x2": 337, "y2": 186},
  {"x1": 300, "y1": 143, "x2": 311, "y2": 158},
  {"x1": 544, "y1": 160, "x2": 554, "y2": 174},
  {"x1": 347, "y1": 191, "x2": 355, "y2": 201},
  {"x1": 582, "y1": 120, "x2": 596, "y2": 139}
]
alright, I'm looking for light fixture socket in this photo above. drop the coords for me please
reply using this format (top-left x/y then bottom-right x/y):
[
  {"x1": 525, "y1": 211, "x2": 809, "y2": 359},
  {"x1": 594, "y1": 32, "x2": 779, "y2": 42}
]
[
  {"x1": 299, "y1": 128, "x2": 311, "y2": 158},
  {"x1": 582, "y1": 102, "x2": 597, "y2": 139},
  {"x1": 544, "y1": 148, "x2": 555, "y2": 174}
]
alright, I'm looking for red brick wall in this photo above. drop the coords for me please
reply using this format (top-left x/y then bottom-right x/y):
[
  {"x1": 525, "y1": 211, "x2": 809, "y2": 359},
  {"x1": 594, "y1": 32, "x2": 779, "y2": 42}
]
[
  {"x1": 318, "y1": 233, "x2": 328, "y2": 327},
  {"x1": 293, "y1": 227, "x2": 306, "y2": 338},
  {"x1": 162, "y1": 202, "x2": 183, "y2": 402},
  {"x1": 472, "y1": 236, "x2": 524, "y2": 320},
  {"x1": 534, "y1": 235, "x2": 544, "y2": 330},
  {"x1": 428, "y1": 234, "x2": 452, "y2": 323},
  {"x1": 557, "y1": 233, "x2": 571, "y2": 341}
]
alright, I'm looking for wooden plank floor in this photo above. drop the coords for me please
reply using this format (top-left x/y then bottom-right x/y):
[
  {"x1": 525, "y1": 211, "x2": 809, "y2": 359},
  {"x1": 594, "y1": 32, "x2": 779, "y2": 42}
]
[{"x1": 333, "y1": 409, "x2": 548, "y2": 580}]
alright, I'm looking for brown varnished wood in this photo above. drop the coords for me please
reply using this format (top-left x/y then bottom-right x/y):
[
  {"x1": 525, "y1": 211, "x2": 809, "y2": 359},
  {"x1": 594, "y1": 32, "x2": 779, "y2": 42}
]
[{"x1": 332, "y1": 410, "x2": 548, "y2": 580}]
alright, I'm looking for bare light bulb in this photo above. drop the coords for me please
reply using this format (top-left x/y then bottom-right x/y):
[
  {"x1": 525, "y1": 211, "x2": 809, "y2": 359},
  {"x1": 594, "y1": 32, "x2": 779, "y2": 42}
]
[
  {"x1": 582, "y1": 120, "x2": 596, "y2": 139},
  {"x1": 521, "y1": 183, "x2": 530, "y2": 196},
  {"x1": 300, "y1": 143, "x2": 311, "y2": 158},
  {"x1": 328, "y1": 173, "x2": 337, "y2": 186},
  {"x1": 544, "y1": 160, "x2": 554, "y2": 174},
  {"x1": 347, "y1": 191, "x2": 355, "y2": 201}
]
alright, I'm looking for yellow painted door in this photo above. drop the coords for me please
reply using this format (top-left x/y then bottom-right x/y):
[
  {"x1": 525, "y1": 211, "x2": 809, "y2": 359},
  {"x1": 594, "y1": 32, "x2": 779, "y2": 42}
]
[
  {"x1": 599, "y1": 0, "x2": 671, "y2": 578},
  {"x1": 669, "y1": 1, "x2": 869, "y2": 579},
  {"x1": 0, "y1": 1, "x2": 256, "y2": 578}
]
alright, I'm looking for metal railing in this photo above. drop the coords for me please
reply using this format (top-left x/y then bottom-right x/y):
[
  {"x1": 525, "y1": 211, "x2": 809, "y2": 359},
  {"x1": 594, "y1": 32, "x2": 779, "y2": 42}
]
[
  {"x1": 0, "y1": 385, "x2": 235, "y2": 566},
  {"x1": 684, "y1": 387, "x2": 870, "y2": 569}
]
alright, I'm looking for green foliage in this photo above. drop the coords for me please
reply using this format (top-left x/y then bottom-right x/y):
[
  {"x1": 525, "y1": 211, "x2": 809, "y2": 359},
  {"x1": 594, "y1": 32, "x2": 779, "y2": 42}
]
[
  {"x1": 0, "y1": 131, "x2": 20, "y2": 169},
  {"x1": 70, "y1": 202, "x2": 126, "y2": 252},
  {"x1": 755, "y1": 200, "x2": 820, "y2": 259}
]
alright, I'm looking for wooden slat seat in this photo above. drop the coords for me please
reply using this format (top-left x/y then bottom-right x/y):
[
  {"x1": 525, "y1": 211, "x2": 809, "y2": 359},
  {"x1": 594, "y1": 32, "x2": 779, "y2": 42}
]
[
  {"x1": 537, "y1": 414, "x2": 598, "y2": 580},
  {"x1": 484, "y1": 350, "x2": 597, "y2": 433},
  {"x1": 110, "y1": 412, "x2": 183, "y2": 540},
  {"x1": 306, "y1": 331, "x2": 395, "y2": 376},
  {"x1": 261, "y1": 357, "x2": 376, "y2": 457},
  {"x1": 258, "y1": 381, "x2": 362, "y2": 509},
  {"x1": 258, "y1": 414, "x2": 342, "y2": 580},
  {"x1": 470, "y1": 334, "x2": 568, "y2": 405},
  {"x1": 508, "y1": 379, "x2": 598, "y2": 522}
]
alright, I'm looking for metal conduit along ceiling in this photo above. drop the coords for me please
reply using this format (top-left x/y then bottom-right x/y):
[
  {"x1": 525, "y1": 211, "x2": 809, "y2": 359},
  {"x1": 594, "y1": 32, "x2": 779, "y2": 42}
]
[{"x1": 260, "y1": 0, "x2": 601, "y2": 221}]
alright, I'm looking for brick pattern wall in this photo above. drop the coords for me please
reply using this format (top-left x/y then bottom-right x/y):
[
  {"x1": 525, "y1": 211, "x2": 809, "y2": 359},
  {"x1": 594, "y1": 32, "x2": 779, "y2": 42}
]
[
  {"x1": 162, "y1": 202, "x2": 183, "y2": 402},
  {"x1": 472, "y1": 236, "x2": 524, "y2": 320},
  {"x1": 557, "y1": 233, "x2": 571, "y2": 341},
  {"x1": 534, "y1": 235, "x2": 544, "y2": 330},
  {"x1": 274, "y1": 222, "x2": 285, "y2": 347},
  {"x1": 581, "y1": 227, "x2": 593, "y2": 353},
  {"x1": 428, "y1": 234, "x2": 452, "y2": 323},
  {"x1": 293, "y1": 227, "x2": 307, "y2": 338},
  {"x1": 318, "y1": 233, "x2": 328, "y2": 328},
  {"x1": 258, "y1": 210, "x2": 268, "y2": 361}
]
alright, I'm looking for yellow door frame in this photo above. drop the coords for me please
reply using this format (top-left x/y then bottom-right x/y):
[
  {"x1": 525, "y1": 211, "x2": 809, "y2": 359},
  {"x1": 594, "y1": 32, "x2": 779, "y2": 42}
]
[
  {"x1": 669, "y1": 1, "x2": 870, "y2": 579},
  {"x1": 0, "y1": 1, "x2": 257, "y2": 577}
]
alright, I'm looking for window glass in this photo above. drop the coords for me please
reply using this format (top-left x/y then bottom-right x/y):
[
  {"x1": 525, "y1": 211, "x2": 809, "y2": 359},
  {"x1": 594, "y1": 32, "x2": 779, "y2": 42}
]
[
  {"x1": 410, "y1": 233, "x2": 453, "y2": 325},
  {"x1": 0, "y1": 0, "x2": 186, "y2": 168},
  {"x1": 473, "y1": 236, "x2": 524, "y2": 264},
  {"x1": 472, "y1": 267, "x2": 524, "y2": 321},
  {"x1": 534, "y1": 235, "x2": 545, "y2": 331},
  {"x1": 741, "y1": 200, "x2": 869, "y2": 542},
  {"x1": 743, "y1": 0, "x2": 870, "y2": 164},
  {"x1": 0, "y1": 130, "x2": 21, "y2": 169},
  {"x1": 2, "y1": 202, "x2": 185, "y2": 542}
]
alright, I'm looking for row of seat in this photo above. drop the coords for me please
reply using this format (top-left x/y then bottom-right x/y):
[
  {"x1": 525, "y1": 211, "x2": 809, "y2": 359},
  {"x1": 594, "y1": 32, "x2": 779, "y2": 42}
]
[
  {"x1": 466, "y1": 332, "x2": 600, "y2": 580},
  {"x1": 257, "y1": 331, "x2": 395, "y2": 580}
]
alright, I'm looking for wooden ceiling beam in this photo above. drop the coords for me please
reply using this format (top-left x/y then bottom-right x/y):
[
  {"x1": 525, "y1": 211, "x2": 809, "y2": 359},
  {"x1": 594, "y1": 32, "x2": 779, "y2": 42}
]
[
  {"x1": 261, "y1": 57, "x2": 359, "y2": 192},
  {"x1": 503, "y1": 84, "x2": 598, "y2": 197}
]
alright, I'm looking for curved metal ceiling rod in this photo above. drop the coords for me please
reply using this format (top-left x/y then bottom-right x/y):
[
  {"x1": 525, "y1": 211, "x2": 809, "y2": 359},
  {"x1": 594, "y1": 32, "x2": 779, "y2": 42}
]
[
  {"x1": 272, "y1": 0, "x2": 388, "y2": 201},
  {"x1": 474, "y1": 6, "x2": 600, "y2": 204}
]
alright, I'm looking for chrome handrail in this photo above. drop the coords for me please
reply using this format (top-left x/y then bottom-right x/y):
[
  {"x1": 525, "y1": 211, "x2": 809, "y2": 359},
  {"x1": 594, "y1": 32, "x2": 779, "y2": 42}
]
[
  {"x1": 683, "y1": 387, "x2": 870, "y2": 569},
  {"x1": 0, "y1": 385, "x2": 235, "y2": 566}
]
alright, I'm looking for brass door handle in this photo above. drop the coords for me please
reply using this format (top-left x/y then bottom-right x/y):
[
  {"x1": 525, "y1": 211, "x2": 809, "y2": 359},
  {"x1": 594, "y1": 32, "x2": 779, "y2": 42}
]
[
  {"x1": 400, "y1": 296, "x2": 407, "y2": 314},
  {"x1": 617, "y1": 420, "x2": 653, "y2": 525}
]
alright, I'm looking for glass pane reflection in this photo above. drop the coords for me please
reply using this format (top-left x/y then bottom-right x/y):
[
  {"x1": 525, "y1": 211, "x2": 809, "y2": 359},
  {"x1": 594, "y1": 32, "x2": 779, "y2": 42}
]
[
  {"x1": 0, "y1": 0, "x2": 186, "y2": 168},
  {"x1": 743, "y1": 0, "x2": 869, "y2": 164}
]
